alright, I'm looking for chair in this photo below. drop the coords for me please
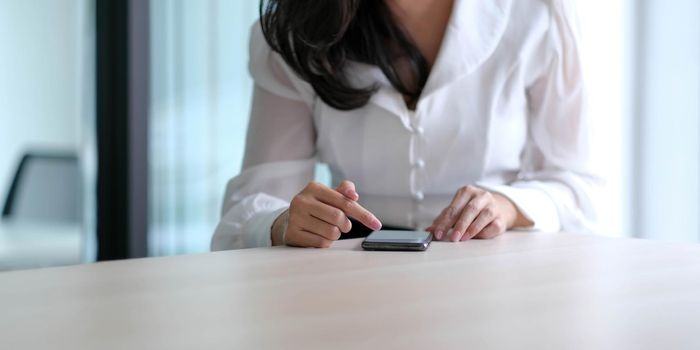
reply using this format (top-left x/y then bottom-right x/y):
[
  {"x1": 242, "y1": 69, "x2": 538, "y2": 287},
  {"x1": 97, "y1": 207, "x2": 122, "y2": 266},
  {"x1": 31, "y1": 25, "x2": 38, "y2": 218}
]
[{"x1": 2, "y1": 152, "x2": 81, "y2": 223}]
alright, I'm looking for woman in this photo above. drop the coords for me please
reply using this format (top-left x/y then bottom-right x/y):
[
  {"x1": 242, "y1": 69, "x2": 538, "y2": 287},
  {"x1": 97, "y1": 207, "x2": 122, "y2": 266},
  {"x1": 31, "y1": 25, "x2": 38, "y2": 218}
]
[{"x1": 212, "y1": 0, "x2": 598, "y2": 250}]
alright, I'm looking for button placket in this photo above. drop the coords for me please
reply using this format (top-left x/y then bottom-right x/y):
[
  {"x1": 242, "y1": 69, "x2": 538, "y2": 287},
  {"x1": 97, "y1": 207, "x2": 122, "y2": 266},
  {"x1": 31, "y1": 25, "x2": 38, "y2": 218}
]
[
  {"x1": 413, "y1": 158, "x2": 425, "y2": 169},
  {"x1": 408, "y1": 109, "x2": 424, "y2": 228}
]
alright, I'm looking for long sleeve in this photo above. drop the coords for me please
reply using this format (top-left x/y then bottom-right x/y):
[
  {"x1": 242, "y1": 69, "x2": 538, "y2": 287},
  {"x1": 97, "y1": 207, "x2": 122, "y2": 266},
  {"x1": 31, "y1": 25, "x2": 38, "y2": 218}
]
[
  {"x1": 478, "y1": 0, "x2": 600, "y2": 233},
  {"x1": 211, "y1": 23, "x2": 317, "y2": 250}
]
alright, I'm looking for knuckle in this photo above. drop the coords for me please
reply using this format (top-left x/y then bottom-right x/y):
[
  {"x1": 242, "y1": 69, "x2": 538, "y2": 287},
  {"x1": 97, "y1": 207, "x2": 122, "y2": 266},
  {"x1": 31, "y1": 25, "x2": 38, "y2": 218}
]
[
  {"x1": 331, "y1": 209, "x2": 345, "y2": 223},
  {"x1": 307, "y1": 181, "x2": 321, "y2": 191},
  {"x1": 434, "y1": 215, "x2": 445, "y2": 225},
  {"x1": 359, "y1": 211, "x2": 372, "y2": 223},
  {"x1": 477, "y1": 231, "x2": 493, "y2": 239},
  {"x1": 485, "y1": 228, "x2": 500, "y2": 239},
  {"x1": 323, "y1": 225, "x2": 335, "y2": 236},
  {"x1": 344, "y1": 219, "x2": 353, "y2": 232},
  {"x1": 290, "y1": 196, "x2": 305, "y2": 208},
  {"x1": 483, "y1": 207, "x2": 495, "y2": 218},
  {"x1": 455, "y1": 220, "x2": 469, "y2": 229},
  {"x1": 330, "y1": 227, "x2": 341, "y2": 240},
  {"x1": 465, "y1": 185, "x2": 478, "y2": 193},
  {"x1": 310, "y1": 236, "x2": 323, "y2": 248},
  {"x1": 493, "y1": 220, "x2": 505, "y2": 232},
  {"x1": 465, "y1": 203, "x2": 478, "y2": 213},
  {"x1": 340, "y1": 198, "x2": 355, "y2": 211},
  {"x1": 458, "y1": 186, "x2": 470, "y2": 195},
  {"x1": 318, "y1": 238, "x2": 332, "y2": 248},
  {"x1": 465, "y1": 226, "x2": 475, "y2": 235}
]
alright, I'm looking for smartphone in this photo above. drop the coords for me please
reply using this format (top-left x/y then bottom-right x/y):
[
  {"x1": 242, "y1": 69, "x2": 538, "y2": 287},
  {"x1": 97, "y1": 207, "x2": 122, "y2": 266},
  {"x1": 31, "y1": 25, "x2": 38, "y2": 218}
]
[{"x1": 361, "y1": 230, "x2": 432, "y2": 251}]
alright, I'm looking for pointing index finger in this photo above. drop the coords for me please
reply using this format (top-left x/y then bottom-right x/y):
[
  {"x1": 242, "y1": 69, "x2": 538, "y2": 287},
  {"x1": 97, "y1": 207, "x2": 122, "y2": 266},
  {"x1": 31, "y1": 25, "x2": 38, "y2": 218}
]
[{"x1": 314, "y1": 188, "x2": 382, "y2": 231}]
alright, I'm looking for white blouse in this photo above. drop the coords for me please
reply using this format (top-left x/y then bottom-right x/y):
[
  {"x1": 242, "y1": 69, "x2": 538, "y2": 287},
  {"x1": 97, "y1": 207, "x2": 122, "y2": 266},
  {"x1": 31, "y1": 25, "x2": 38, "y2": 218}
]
[{"x1": 212, "y1": 0, "x2": 599, "y2": 250}]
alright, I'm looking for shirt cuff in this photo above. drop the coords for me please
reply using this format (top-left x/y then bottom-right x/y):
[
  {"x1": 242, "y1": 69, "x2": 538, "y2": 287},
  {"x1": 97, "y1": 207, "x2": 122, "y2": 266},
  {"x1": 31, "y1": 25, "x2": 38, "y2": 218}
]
[
  {"x1": 475, "y1": 182, "x2": 560, "y2": 232},
  {"x1": 243, "y1": 206, "x2": 289, "y2": 248}
]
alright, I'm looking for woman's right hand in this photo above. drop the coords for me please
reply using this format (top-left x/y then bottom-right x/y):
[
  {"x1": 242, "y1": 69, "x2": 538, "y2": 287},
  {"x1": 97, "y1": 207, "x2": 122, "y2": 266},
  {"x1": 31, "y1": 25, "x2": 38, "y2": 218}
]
[{"x1": 271, "y1": 180, "x2": 382, "y2": 248}]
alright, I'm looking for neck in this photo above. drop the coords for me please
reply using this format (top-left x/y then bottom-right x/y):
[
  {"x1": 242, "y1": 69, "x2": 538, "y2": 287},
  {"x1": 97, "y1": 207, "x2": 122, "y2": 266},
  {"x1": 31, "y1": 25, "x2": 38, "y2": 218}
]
[
  {"x1": 386, "y1": 0, "x2": 451, "y2": 22},
  {"x1": 385, "y1": 0, "x2": 454, "y2": 66}
]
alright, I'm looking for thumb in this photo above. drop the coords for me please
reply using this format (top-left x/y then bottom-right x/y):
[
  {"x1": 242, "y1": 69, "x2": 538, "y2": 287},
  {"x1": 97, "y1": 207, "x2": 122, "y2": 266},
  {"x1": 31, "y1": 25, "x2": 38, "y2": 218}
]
[{"x1": 335, "y1": 180, "x2": 359, "y2": 201}]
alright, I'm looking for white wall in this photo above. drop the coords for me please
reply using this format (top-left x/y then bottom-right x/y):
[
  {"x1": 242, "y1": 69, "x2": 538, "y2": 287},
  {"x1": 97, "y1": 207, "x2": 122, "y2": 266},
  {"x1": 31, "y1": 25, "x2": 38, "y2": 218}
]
[
  {"x1": 636, "y1": 0, "x2": 700, "y2": 242},
  {"x1": 577, "y1": 0, "x2": 700, "y2": 243},
  {"x1": 0, "y1": 0, "x2": 87, "y2": 208},
  {"x1": 576, "y1": 0, "x2": 633, "y2": 237}
]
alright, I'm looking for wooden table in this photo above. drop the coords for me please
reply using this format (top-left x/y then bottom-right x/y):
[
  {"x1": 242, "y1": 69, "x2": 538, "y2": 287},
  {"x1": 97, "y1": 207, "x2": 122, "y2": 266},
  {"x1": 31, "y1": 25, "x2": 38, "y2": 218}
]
[{"x1": 1, "y1": 232, "x2": 699, "y2": 349}]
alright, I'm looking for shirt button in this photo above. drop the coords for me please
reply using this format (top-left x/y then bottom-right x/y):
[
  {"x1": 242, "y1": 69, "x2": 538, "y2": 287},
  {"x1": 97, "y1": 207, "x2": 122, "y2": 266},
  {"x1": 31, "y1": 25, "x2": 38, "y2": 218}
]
[
  {"x1": 412, "y1": 191, "x2": 424, "y2": 201},
  {"x1": 413, "y1": 159, "x2": 425, "y2": 169}
]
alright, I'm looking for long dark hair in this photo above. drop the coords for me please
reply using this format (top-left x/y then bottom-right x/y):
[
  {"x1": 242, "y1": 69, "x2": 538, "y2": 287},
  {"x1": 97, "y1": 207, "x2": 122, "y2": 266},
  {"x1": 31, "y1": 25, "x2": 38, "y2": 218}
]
[{"x1": 260, "y1": 0, "x2": 429, "y2": 110}]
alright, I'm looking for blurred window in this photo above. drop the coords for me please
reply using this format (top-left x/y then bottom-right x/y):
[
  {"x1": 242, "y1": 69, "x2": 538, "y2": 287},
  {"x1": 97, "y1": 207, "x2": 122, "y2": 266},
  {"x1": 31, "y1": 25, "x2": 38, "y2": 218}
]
[{"x1": 0, "y1": 0, "x2": 94, "y2": 270}]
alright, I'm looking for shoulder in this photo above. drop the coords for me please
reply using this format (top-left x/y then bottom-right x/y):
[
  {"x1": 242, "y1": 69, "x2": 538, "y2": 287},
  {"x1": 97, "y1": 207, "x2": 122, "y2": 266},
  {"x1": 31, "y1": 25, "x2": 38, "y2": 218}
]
[
  {"x1": 247, "y1": 20, "x2": 268, "y2": 61},
  {"x1": 510, "y1": 0, "x2": 578, "y2": 16},
  {"x1": 247, "y1": 20, "x2": 315, "y2": 105},
  {"x1": 500, "y1": 0, "x2": 581, "y2": 56},
  {"x1": 506, "y1": 0, "x2": 580, "y2": 37},
  {"x1": 493, "y1": 0, "x2": 582, "y2": 82}
]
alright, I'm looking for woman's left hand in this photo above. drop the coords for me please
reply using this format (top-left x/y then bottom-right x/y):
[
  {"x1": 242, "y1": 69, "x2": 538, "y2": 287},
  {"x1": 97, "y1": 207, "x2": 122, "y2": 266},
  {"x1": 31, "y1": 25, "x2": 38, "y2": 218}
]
[{"x1": 426, "y1": 185, "x2": 531, "y2": 241}]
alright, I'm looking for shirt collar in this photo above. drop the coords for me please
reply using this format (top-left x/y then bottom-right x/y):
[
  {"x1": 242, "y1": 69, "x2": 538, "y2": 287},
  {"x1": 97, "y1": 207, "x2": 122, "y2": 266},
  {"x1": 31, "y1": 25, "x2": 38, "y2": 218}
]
[
  {"x1": 422, "y1": 0, "x2": 512, "y2": 97},
  {"x1": 354, "y1": 0, "x2": 512, "y2": 116}
]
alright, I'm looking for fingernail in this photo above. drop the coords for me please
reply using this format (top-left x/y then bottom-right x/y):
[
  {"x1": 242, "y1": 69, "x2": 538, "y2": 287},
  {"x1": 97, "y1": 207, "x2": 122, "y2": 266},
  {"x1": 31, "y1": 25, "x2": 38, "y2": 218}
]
[
  {"x1": 435, "y1": 230, "x2": 443, "y2": 240},
  {"x1": 371, "y1": 219, "x2": 382, "y2": 230}
]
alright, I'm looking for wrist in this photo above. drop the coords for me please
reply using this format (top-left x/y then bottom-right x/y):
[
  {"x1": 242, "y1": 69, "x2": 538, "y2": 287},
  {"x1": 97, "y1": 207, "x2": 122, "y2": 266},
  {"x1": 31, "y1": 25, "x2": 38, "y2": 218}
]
[
  {"x1": 493, "y1": 193, "x2": 531, "y2": 229},
  {"x1": 271, "y1": 209, "x2": 289, "y2": 246}
]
